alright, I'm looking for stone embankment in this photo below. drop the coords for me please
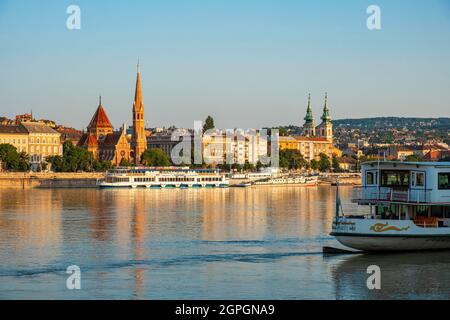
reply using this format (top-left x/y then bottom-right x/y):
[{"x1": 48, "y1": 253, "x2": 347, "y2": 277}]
[
  {"x1": 0, "y1": 172, "x2": 103, "y2": 189},
  {"x1": 319, "y1": 173, "x2": 361, "y2": 185}
]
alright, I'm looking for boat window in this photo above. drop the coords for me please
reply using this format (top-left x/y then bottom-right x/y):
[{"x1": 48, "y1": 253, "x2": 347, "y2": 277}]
[
  {"x1": 416, "y1": 205, "x2": 429, "y2": 216},
  {"x1": 381, "y1": 170, "x2": 410, "y2": 187},
  {"x1": 431, "y1": 206, "x2": 444, "y2": 218},
  {"x1": 438, "y1": 172, "x2": 450, "y2": 190},
  {"x1": 416, "y1": 172, "x2": 425, "y2": 187},
  {"x1": 366, "y1": 172, "x2": 374, "y2": 185}
]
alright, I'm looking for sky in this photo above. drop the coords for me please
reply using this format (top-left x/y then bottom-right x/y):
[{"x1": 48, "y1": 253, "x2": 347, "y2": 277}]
[{"x1": 0, "y1": 0, "x2": 449, "y2": 130}]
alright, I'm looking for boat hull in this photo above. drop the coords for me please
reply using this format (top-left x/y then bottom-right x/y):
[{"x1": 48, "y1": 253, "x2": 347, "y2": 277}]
[
  {"x1": 332, "y1": 218, "x2": 450, "y2": 252},
  {"x1": 333, "y1": 233, "x2": 450, "y2": 251}
]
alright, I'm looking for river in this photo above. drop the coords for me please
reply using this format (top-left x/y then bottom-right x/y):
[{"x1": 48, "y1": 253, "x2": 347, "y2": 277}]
[{"x1": 0, "y1": 186, "x2": 449, "y2": 299}]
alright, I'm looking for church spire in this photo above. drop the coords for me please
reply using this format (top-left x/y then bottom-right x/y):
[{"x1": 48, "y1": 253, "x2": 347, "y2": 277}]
[
  {"x1": 321, "y1": 92, "x2": 332, "y2": 123},
  {"x1": 133, "y1": 60, "x2": 143, "y2": 112},
  {"x1": 302, "y1": 93, "x2": 316, "y2": 137},
  {"x1": 304, "y1": 93, "x2": 314, "y2": 123},
  {"x1": 132, "y1": 60, "x2": 147, "y2": 164}
]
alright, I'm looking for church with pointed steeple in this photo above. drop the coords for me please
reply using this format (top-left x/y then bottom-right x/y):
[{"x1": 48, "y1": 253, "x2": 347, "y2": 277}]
[
  {"x1": 78, "y1": 96, "x2": 131, "y2": 166},
  {"x1": 278, "y1": 93, "x2": 335, "y2": 162},
  {"x1": 78, "y1": 62, "x2": 148, "y2": 165},
  {"x1": 131, "y1": 62, "x2": 147, "y2": 164}
]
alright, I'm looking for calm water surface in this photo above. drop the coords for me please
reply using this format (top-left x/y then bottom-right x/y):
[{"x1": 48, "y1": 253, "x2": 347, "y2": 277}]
[{"x1": 0, "y1": 186, "x2": 449, "y2": 299}]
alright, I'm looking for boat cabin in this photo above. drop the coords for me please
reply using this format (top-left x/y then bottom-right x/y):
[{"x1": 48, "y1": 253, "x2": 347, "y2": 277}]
[{"x1": 355, "y1": 161, "x2": 450, "y2": 227}]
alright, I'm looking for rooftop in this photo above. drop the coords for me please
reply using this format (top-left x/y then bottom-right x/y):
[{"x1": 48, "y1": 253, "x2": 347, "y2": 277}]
[
  {"x1": 20, "y1": 122, "x2": 60, "y2": 134},
  {"x1": 0, "y1": 125, "x2": 28, "y2": 134}
]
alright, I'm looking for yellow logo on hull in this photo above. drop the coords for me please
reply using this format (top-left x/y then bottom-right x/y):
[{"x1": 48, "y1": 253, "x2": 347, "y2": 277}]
[{"x1": 370, "y1": 223, "x2": 410, "y2": 232}]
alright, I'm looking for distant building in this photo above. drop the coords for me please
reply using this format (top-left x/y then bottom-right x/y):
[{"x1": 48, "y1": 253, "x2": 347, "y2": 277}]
[
  {"x1": 147, "y1": 134, "x2": 190, "y2": 160},
  {"x1": 278, "y1": 136, "x2": 334, "y2": 161},
  {"x1": 20, "y1": 122, "x2": 62, "y2": 169},
  {"x1": 78, "y1": 63, "x2": 148, "y2": 165},
  {"x1": 0, "y1": 124, "x2": 29, "y2": 153},
  {"x1": 279, "y1": 93, "x2": 335, "y2": 161},
  {"x1": 0, "y1": 122, "x2": 62, "y2": 170},
  {"x1": 336, "y1": 156, "x2": 357, "y2": 172},
  {"x1": 15, "y1": 113, "x2": 33, "y2": 123},
  {"x1": 56, "y1": 126, "x2": 83, "y2": 146},
  {"x1": 202, "y1": 129, "x2": 268, "y2": 165},
  {"x1": 78, "y1": 97, "x2": 131, "y2": 166},
  {"x1": 0, "y1": 117, "x2": 14, "y2": 125}
]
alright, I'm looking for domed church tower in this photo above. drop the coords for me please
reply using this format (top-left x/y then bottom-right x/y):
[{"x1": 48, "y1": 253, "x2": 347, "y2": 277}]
[
  {"x1": 316, "y1": 92, "x2": 333, "y2": 142},
  {"x1": 302, "y1": 94, "x2": 316, "y2": 137}
]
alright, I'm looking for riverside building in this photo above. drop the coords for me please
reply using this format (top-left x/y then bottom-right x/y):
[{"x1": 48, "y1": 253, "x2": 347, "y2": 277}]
[{"x1": 279, "y1": 93, "x2": 334, "y2": 161}]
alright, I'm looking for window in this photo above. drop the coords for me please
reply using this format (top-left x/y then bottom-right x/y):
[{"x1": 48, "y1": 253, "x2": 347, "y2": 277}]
[
  {"x1": 416, "y1": 173, "x2": 425, "y2": 187},
  {"x1": 366, "y1": 171, "x2": 378, "y2": 185},
  {"x1": 367, "y1": 172, "x2": 374, "y2": 185},
  {"x1": 438, "y1": 173, "x2": 450, "y2": 190},
  {"x1": 381, "y1": 170, "x2": 410, "y2": 187}
]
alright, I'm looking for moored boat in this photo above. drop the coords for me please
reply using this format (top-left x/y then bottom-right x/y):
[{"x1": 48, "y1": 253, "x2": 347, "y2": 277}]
[
  {"x1": 97, "y1": 167, "x2": 229, "y2": 189},
  {"x1": 331, "y1": 161, "x2": 450, "y2": 251},
  {"x1": 254, "y1": 175, "x2": 318, "y2": 186}
]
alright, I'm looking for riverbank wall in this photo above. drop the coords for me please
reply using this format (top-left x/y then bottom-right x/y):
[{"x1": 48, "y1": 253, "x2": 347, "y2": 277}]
[
  {"x1": 0, "y1": 172, "x2": 103, "y2": 189},
  {"x1": 319, "y1": 173, "x2": 361, "y2": 185}
]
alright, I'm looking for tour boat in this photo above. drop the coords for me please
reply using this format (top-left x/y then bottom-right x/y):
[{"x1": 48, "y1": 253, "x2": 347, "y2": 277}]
[
  {"x1": 331, "y1": 161, "x2": 450, "y2": 251},
  {"x1": 97, "y1": 167, "x2": 229, "y2": 189},
  {"x1": 254, "y1": 175, "x2": 318, "y2": 186}
]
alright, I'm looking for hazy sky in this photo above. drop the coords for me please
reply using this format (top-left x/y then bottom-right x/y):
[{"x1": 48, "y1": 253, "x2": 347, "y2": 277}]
[{"x1": 0, "y1": 0, "x2": 449, "y2": 130}]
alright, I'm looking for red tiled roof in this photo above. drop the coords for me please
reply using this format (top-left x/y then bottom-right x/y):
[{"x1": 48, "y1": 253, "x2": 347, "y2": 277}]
[
  {"x1": 423, "y1": 150, "x2": 450, "y2": 161},
  {"x1": 294, "y1": 136, "x2": 329, "y2": 142},
  {"x1": 88, "y1": 105, "x2": 113, "y2": 130},
  {"x1": 86, "y1": 134, "x2": 98, "y2": 147}
]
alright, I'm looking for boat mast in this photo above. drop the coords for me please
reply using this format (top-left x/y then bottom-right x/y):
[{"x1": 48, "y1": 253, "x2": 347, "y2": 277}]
[{"x1": 335, "y1": 181, "x2": 342, "y2": 218}]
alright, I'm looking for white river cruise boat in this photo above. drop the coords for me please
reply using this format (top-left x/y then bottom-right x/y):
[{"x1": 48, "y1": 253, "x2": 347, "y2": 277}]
[
  {"x1": 98, "y1": 167, "x2": 229, "y2": 189},
  {"x1": 331, "y1": 161, "x2": 450, "y2": 251}
]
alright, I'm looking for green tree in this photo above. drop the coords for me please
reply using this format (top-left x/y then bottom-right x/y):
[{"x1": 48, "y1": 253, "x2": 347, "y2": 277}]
[
  {"x1": 119, "y1": 158, "x2": 132, "y2": 167},
  {"x1": 243, "y1": 161, "x2": 255, "y2": 172},
  {"x1": 218, "y1": 163, "x2": 232, "y2": 171},
  {"x1": 318, "y1": 153, "x2": 332, "y2": 172},
  {"x1": 405, "y1": 154, "x2": 423, "y2": 162},
  {"x1": 279, "y1": 149, "x2": 307, "y2": 170},
  {"x1": 141, "y1": 148, "x2": 171, "y2": 166},
  {"x1": 202, "y1": 116, "x2": 215, "y2": 133},
  {"x1": 46, "y1": 155, "x2": 65, "y2": 172},
  {"x1": 93, "y1": 160, "x2": 112, "y2": 172},
  {"x1": 0, "y1": 143, "x2": 30, "y2": 171},
  {"x1": 256, "y1": 160, "x2": 264, "y2": 171},
  {"x1": 231, "y1": 163, "x2": 242, "y2": 171},
  {"x1": 332, "y1": 155, "x2": 341, "y2": 172},
  {"x1": 310, "y1": 159, "x2": 319, "y2": 171},
  {"x1": 46, "y1": 141, "x2": 93, "y2": 172}
]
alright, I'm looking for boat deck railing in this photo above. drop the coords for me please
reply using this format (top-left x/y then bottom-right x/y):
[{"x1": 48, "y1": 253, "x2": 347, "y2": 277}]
[{"x1": 353, "y1": 186, "x2": 433, "y2": 204}]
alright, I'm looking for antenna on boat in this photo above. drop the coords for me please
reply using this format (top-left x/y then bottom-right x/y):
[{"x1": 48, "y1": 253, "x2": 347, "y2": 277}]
[{"x1": 335, "y1": 180, "x2": 343, "y2": 218}]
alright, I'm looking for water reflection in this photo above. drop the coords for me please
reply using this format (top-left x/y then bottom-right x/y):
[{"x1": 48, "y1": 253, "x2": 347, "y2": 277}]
[
  {"x1": 329, "y1": 252, "x2": 450, "y2": 300},
  {"x1": 0, "y1": 186, "x2": 448, "y2": 299},
  {"x1": 0, "y1": 190, "x2": 62, "y2": 267}
]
